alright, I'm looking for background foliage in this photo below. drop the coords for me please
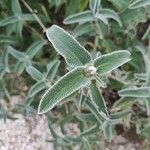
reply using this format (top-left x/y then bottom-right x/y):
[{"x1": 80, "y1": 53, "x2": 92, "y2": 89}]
[{"x1": 0, "y1": 0, "x2": 150, "y2": 149}]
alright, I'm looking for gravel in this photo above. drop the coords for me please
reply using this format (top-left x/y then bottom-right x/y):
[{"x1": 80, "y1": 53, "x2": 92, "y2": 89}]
[{"x1": 0, "y1": 115, "x2": 52, "y2": 150}]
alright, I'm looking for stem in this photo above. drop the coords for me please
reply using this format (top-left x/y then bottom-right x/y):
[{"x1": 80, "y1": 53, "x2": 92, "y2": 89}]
[{"x1": 21, "y1": 0, "x2": 47, "y2": 32}]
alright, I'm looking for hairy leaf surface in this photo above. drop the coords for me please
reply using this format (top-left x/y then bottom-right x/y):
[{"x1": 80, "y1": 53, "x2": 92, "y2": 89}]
[
  {"x1": 94, "y1": 51, "x2": 131, "y2": 75},
  {"x1": 119, "y1": 87, "x2": 150, "y2": 98},
  {"x1": 38, "y1": 67, "x2": 90, "y2": 114},
  {"x1": 63, "y1": 11, "x2": 95, "y2": 24},
  {"x1": 26, "y1": 66, "x2": 43, "y2": 81},
  {"x1": 46, "y1": 25, "x2": 91, "y2": 68},
  {"x1": 129, "y1": 0, "x2": 150, "y2": 9}
]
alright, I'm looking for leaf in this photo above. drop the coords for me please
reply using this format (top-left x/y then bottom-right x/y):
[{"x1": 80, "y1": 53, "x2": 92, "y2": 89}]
[
  {"x1": 38, "y1": 67, "x2": 90, "y2": 114},
  {"x1": 99, "y1": 9, "x2": 122, "y2": 26},
  {"x1": 26, "y1": 66, "x2": 43, "y2": 81},
  {"x1": 119, "y1": 87, "x2": 150, "y2": 98},
  {"x1": 0, "y1": 35, "x2": 15, "y2": 45},
  {"x1": 79, "y1": 124, "x2": 99, "y2": 137},
  {"x1": 145, "y1": 97, "x2": 150, "y2": 116},
  {"x1": 90, "y1": 0, "x2": 101, "y2": 15},
  {"x1": 101, "y1": 39, "x2": 116, "y2": 52},
  {"x1": 63, "y1": 11, "x2": 95, "y2": 24},
  {"x1": 11, "y1": 0, "x2": 22, "y2": 14},
  {"x1": 65, "y1": 0, "x2": 88, "y2": 16},
  {"x1": 134, "y1": 73, "x2": 147, "y2": 81},
  {"x1": 90, "y1": 80, "x2": 107, "y2": 114},
  {"x1": 129, "y1": 0, "x2": 150, "y2": 9},
  {"x1": 74, "y1": 23, "x2": 93, "y2": 37},
  {"x1": 28, "y1": 81, "x2": 47, "y2": 97},
  {"x1": 11, "y1": 0, "x2": 23, "y2": 42},
  {"x1": 0, "y1": 65, "x2": 6, "y2": 79},
  {"x1": 120, "y1": 8, "x2": 146, "y2": 24},
  {"x1": 46, "y1": 60, "x2": 60, "y2": 81},
  {"x1": 96, "y1": 21, "x2": 109, "y2": 39},
  {"x1": 8, "y1": 46, "x2": 25, "y2": 61},
  {"x1": 108, "y1": 0, "x2": 130, "y2": 11},
  {"x1": 94, "y1": 50, "x2": 131, "y2": 75},
  {"x1": 94, "y1": 13, "x2": 108, "y2": 25},
  {"x1": 83, "y1": 138, "x2": 92, "y2": 150},
  {"x1": 14, "y1": 22, "x2": 24, "y2": 42},
  {"x1": 15, "y1": 61, "x2": 26, "y2": 75},
  {"x1": 86, "y1": 98, "x2": 106, "y2": 124},
  {"x1": 77, "y1": 112, "x2": 97, "y2": 122},
  {"x1": 113, "y1": 97, "x2": 136, "y2": 110},
  {"x1": 46, "y1": 25, "x2": 91, "y2": 68},
  {"x1": 47, "y1": 118, "x2": 58, "y2": 138},
  {"x1": 0, "y1": 14, "x2": 35, "y2": 27},
  {"x1": 103, "y1": 123, "x2": 114, "y2": 142},
  {"x1": 142, "y1": 25, "x2": 150, "y2": 40},
  {"x1": 2, "y1": 48, "x2": 9, "y2": 66},
  {"x1": 111, "y1": 111, "x2": 131, "y2": 120},
  {"x1": 26, "y1": 40, "x2": 47, "y2": 59},
  {"x1": 0, "y1": 16, "x2": 18, "y2": 27},
  {"x1": 107, "y1": 76, "x2": 125, "y2": 89}
]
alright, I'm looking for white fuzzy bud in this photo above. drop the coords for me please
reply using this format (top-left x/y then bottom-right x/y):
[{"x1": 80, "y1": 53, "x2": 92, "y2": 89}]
[{"x1": 87, "y1": 66, "x2": 97, "y2": 75}]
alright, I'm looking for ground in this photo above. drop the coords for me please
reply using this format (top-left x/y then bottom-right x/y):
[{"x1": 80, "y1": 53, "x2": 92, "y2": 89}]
[{"x1": 0, "y1": 96, "x2": 146, "y2": 150}]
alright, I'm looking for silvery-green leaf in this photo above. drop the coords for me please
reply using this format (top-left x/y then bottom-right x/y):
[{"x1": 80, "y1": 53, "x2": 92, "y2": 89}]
[
  {"x1": 0, "y1": 16, "x2": 18, "y2": 27},
  {"x1": 97, "y1": 21, "x2": 109, "y2": 39},
  {"x1": 119, "y1": 87, "x2": 150, "y2": 98},
  {"x1": 0, "y1": 14, "x2": 35, "y2": 27},
  {"x1": 129, "y1": 0, "x2": 150, "y2": 9},
  {"x1": 14, "y1": 22, "x2": 24, "y2": 42},
  {"x1": 99, "y1": 9, "x2": 122, "y2": 26},
  {"x1": 28, "y1": 81, "x2": 47, "y2": 97},
  {"x1": 11, "y1": 0, "x2": 23, "y2": 41},
  {"x1": 95, "y1": 13, "x2": 108, "y2": 25},
  {"x1": 101, "y1": 39, "x2": 116, "y2": 52},
  {"x1": 108, "y1": 0, "x2": 130, "y2": 11},
  {"x1": 145, "y1": 97, "x2": 150, "y2": 115},
  {"x1": 134, "y1": 73, "x2": 147, "y2": 81},
  {"x1": 74, "y1": 23, "x2": 93, "y2": 37},
  {"x1": 48, "y1": 119, "x2": 58, "y2": 138},
  {"x1": 26, "y1": 40, "x2": 47, "y2": 59},
  {"x1": 11, "y1": 0, "x2": 22, "y2": 14},
  {"x1": 26, "y1": 66, "x2": 43, "y2": 81},
  {"x1": 46, "y1": 60, "x2": 60, "y2": 81},
  {"x1": 2, "y1": 48, "x2": 9, "y2": 66},
  {"x1": 120, "y1": 8, "x2": 146, "y2": 24},
  {"x1": 8, "y1": 46, "x2": 25, "y2": 61},
  {"x1": 86, "y1": 98, "x2": 106, "y2": 124},
  {"x1": 111, "y1": 110, "x2": 131, "y2": 120},
  {"x1": 94, "y1": 50, "x2": 131, "y2": 75},
  {"x1": 90, "y1": 0, "x2": 101, "y2": 15},
  {"x1": 58, "y1": 92, "x2": 77, "y2": 106},
  {"x1": 0, "y1": 35, "x2": 15, "y2": 45},
  {"x1": 38, "y1": 67, "x2": 90, "y2": 114},
  {"x1": 15, "y1": 61, "x2": 26, "y2": 75},
  {"x1": 142, "y1": 25, "x2": 150, "y2": 40},
  {"x1": 46, "y1": 25, "x2": 91, "y2": 68},
  {"x1": 0, "y1": 65, "x2": 6, "y2": 78},
  {"x1": 79, "y1": 124, "x2": 99, "y2": 137},
  {"x1": 90, "y1": 80, "x2": 107, "y2": 114},
  {"x1": 83, "y1": 138, "x2": 92, "y2": 150},
  {"x1": 113, "y1": 97, "x2": 136, "y2": 110},
  {"x1": 107, "y1": 74, "x2": 125, "y2": 89},
  {"x1": 77, "y1": 113, "x2": 96, "y2": 122},
  {"x1": 103, "y1": 123, "x2": 113, "y2": 142},
  {"x1": 63, "y1": 11, "x2": 95, "y2": 24}
]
